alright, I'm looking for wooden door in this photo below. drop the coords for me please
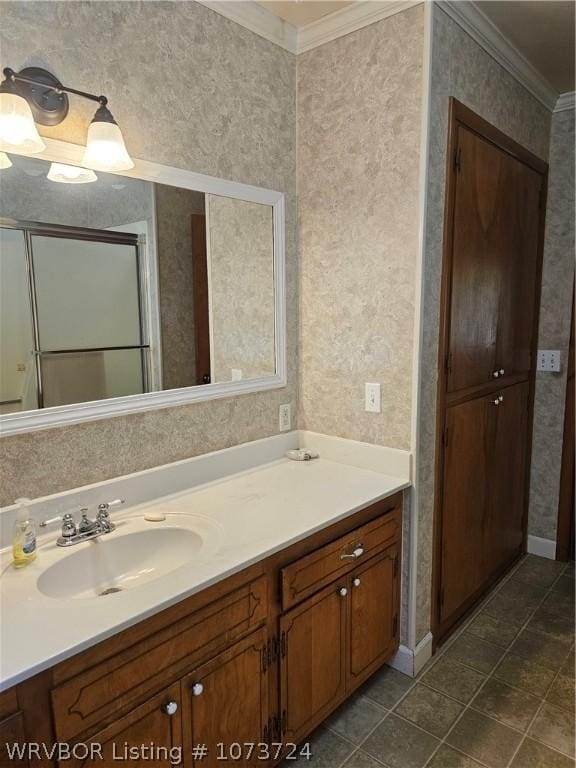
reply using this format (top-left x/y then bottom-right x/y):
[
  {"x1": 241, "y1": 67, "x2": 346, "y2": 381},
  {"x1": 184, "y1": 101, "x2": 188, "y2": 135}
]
[
  {"x1": 347, "y1": 546, "x2": 399, "y2": 691},
  {"x1": 484, "y1": 381, "x2": 530, "y2": 578},
  {"x1": 0, "y1": 712, "x2": 29, "y2": 767},
  {"x1": 440, "y1": 395, "x2": 492, "y2": 623},
  {"x1": 279, "y1": 582, "x2": 347, "y2": 745},
  {"x1": 447, "y1": 126, "x2": 543, "y2": 393},
  {"x1": 61, "y1": 683, "x2": 182, "y2": 767},
  {"x1": 182, "y1": 628, "x2": 269, "y2": 768},
  {"x1": 434, "y1": 99, "x2": 547, "y2": 643},
  {"x1": 191, "y1": 214, "x2": 211, "y2": 385}
]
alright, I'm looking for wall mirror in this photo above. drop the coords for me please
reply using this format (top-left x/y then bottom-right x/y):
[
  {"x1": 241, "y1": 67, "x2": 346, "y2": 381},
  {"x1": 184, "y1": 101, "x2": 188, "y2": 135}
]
[{"x1": 0, "y1": 140, "x2": 285, "y2": 435}]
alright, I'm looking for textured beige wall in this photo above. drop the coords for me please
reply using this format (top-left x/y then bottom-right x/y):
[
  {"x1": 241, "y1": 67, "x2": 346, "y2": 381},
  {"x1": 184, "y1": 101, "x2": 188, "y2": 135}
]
[
  {"x1": 297, "y1": 4, "x2": 424, "y2": 450},
  {"x1": 415, "y1": 5, "x2": 552, "y2": 643},
  {"x1": 0, "y1": 0, "x2": 297, "y2": 506},
  {"x1": 529, "y1": 108, "x2": 575, "y2": 541},
  {"x1": 155, "y1": 185, "x2": 205, "y2": 391},
  {"x1": 207, "y1": 195, "x2": 276, "y2": 382}
]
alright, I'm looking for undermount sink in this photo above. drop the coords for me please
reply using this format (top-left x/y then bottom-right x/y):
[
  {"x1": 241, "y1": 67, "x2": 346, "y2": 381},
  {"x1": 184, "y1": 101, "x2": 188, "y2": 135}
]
[{"x1": 36, "y1": 517, "x2": 220, "y2": 600}]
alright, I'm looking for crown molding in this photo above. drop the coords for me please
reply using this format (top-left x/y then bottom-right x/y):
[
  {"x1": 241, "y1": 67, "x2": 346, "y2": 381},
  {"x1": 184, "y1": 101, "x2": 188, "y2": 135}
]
[
  {"x1": 197, "y1": 1, "x2": 298, "y2": 53},
  {"x1": 297, "y1": 0, "x2": 421, "y2": 54},
  {"x1": 554, "y1": 91, "x2": 575, "y2": 113},
  {"x1": 439, "y1": 1, "x2": 558, "y2": 111}
]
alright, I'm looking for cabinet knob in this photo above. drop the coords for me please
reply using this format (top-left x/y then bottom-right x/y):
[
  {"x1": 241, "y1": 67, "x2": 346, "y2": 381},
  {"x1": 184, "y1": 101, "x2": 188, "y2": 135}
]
[
  {"x1": 162, "y1": 700, "x2": 178, "y2": 716},
  {"x1": 492, "y1": 370, "x2": 500, "y2": 378},
  {"x1": 191, "y1": 682, "x2": 204, "y2": 697},
  {"x1": 341, "y1": 545, "x2": 364, "y2": 560},
  {"x1": 499, "y1": 368, "x2": 505, "y2": 375},
  {"x1": 353, "y1": 577, "x2": 361, "y2": 588},
  {"x1": 338, "y1": 587, "x2": 348, "y2": 597},
  {"x1": 493, "y1": 398, "x2": 500, "y2": 406},
  {"x1": 499, "y1": 395, "x2": 504, "y2": 402}
]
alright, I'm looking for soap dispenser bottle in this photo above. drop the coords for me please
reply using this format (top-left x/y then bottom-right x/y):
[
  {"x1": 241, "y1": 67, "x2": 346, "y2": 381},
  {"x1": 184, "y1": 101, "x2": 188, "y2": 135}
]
[{"x1": 12, "y1": 497, "x2": 38, "y2": 568}]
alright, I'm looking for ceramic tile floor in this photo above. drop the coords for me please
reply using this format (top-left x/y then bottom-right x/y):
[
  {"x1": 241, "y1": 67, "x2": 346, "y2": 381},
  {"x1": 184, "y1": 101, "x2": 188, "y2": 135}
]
[{"x1": 284, "y1": 555, "x2": 575, "y2": 768}]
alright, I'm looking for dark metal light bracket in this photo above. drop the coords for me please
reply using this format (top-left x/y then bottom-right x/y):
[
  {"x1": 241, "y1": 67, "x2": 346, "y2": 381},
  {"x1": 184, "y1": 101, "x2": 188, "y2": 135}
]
[{"x1": 2, "y1": 66, "x2": 109, "y2": 127}]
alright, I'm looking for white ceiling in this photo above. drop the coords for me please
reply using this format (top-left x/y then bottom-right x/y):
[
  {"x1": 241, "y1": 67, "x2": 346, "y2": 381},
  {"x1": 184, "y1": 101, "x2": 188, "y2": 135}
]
[
  {"x1": 257, "y1": 1, "x2": 354, "y2": 27},
  {"x1": 477, "y1": 1, "x2": 575, "y2": 93},
  {"x1": 256, "y1": 0, "x2": 575, "y2": 94}
]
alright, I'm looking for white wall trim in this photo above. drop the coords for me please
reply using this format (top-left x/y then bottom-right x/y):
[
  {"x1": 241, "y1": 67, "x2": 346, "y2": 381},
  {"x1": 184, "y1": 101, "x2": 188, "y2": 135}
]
[
  {"x1": 439, "y1": 1, "x2": 558, "y2": 112},
  {"x1": 197, "y1": 0, "x2": 298, "y2": 53},
  {"x1": 527, "y1": 535, "x2": 557, "y2": 560},
  {"x1": 0, "y1": 138, "x2": 287, "y2": 437},
  {"x1": 555, "y1": 91, "x2": 576, "y2": 113},
  {"x1": 297, "y1": 0, "x2": 422, "y2": 54},
  {"x1": 389, "y1": 631, "x2": 433, "y2": 677}
]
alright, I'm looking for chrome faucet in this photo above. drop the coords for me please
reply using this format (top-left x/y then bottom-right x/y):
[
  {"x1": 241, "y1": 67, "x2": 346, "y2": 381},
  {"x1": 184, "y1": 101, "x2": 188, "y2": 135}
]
[{"x1": 41, "y1": 499, "x2": 125, "y2": 547}]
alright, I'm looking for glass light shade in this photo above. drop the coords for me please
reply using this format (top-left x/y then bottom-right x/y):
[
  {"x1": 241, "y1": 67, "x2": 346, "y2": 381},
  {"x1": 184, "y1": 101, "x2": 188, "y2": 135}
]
[
  {"x1": 0, "y1": 92, "x2": 46, "y2": 154},
  {"x1": 0, "y1": 151, "x2": 12, "y2": 169},
  {"x1": 47, "y1": 163, "x2": 98, "y2": 184},
  {"x1": 81, "y1": 121, "x2": 134, "y2": 172}
]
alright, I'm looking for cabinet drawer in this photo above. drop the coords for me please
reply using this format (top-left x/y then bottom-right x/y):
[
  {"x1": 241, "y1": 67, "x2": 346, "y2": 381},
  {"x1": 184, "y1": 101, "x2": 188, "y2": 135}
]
[
  {"x1": 51, "y1": 575, "x2": 267, "y2": 742},
  {"x1": 281, "y1": 503, "x2": 401, "y2": 611}
]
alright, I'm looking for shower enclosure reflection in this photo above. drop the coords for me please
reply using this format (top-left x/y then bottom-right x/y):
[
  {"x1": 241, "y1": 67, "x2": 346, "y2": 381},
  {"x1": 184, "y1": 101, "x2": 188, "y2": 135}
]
[{"x1": 0, "y1": 154, "x2": 277, "y2": 415}]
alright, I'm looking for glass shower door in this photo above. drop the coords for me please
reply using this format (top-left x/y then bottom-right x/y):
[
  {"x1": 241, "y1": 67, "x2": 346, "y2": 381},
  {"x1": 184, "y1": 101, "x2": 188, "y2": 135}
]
[{"x1": 31, "y1": 233, "x2": 146, "y2": 408}]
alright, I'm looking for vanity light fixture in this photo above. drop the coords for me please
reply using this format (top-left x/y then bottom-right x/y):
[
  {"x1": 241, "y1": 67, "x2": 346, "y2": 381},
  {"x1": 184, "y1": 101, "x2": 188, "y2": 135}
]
[
  {"x1": 47, "y1": 162, "x2": 97, "y2": 184},
  {"x1": 0, "y1": 151, "x2": 12, "y2": 169},
  {"x1": 0, "y1": 67, "x2": 134, "y2": 171}
]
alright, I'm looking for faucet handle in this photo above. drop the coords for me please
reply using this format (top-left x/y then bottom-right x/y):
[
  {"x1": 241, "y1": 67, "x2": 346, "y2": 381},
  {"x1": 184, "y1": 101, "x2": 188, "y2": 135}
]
[
  {"x1": 61, "y1": 513, "x2": 77, "y2": 539},
  {"x1": 97, "y1": 498, "x2": 125, "y2": 514}
]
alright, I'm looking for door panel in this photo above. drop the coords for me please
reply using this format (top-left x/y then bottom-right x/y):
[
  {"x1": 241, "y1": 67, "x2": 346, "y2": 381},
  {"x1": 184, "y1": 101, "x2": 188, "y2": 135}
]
[
  {"x1": 484, "y1": 381, "x2": 530, "y2": 578},
  {"x1": 61, "y1": 683, "x2": 182, "y2": 767},
  {"x1": 280, "y1": 582, "x2": 346, "y2": 745},
  {"x1": 448, "y1": 126, "x2": 542, "y2": 392},
  {"x1": 440, "y1": 395, "x2": 493, "y2": 623},
  {"x1": 347, "y1": 547, "x2": 398, "y2": 690},
  {"x1": 182, "y1": 628, "x2": 268, "y2": 768}
]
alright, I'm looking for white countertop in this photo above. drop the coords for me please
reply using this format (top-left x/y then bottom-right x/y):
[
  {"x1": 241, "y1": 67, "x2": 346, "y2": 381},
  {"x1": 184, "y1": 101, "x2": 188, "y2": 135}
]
[{"x1": 0, "y1": 453, "x2": 408, "y2": 691}]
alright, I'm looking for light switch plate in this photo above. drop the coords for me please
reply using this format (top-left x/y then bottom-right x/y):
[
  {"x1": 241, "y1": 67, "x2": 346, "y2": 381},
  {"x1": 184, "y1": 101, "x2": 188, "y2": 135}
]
[
  {"x1": 537, "y1": 350, "x2": 561, "y2": 372},
  {"x1": 279, "y1": 403, "x2": 291, "y2": 432},
  {"x1": 231, "y1": 369, "x2": 242, "y2": 381},
  {"x1": 365, "y1": 383, "x2": 381, "y2": 413}
]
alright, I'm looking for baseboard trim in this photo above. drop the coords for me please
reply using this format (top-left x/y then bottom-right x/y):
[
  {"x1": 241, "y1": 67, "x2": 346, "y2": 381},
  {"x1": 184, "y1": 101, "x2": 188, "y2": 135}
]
[
  {"x1": 388, "y1": 631, "x2": 433, "y2": 677},
  {"x1": 527, "y1": 535, "x2": 557, "y2": 560}
]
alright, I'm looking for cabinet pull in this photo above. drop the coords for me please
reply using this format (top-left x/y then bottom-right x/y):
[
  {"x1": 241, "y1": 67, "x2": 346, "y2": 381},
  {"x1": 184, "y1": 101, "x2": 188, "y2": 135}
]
[
  {"x1": 499, "y1": 368, "x2": 505, "y2": 375},
  {"x1": 162, "y1": 700, "x2": 178, "y2": 716},
  {"x1": 352, "y1": 577, "x2": 361, "y2": 588},
  {"x1": 338, "y1": 586, "x2": 348, "y2": 597},
  {"x1": 492, "y1": 370, "x2": 500, "y2": 378},
  {"x1": 341, "y1": 544, "x2": 364, "y2": 560},
  {"x1": 191, "y1": 682, "x2": 204, "y2": 697}
]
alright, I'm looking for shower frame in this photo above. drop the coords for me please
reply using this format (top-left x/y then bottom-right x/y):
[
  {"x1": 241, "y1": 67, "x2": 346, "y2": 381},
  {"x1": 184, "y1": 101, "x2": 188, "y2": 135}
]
[{"x1": 0, "y1": 218, "x2": 153, "y2": 409}]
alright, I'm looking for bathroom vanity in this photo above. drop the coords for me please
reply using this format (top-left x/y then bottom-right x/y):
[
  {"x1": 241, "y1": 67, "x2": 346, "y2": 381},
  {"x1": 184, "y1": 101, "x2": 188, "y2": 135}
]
[{"x1": 0, "y1": 447, "x2": 406, "y2": 767}]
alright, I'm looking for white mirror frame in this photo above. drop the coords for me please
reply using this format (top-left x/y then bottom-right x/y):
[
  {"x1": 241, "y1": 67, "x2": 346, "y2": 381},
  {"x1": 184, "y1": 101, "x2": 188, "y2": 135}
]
[{"x1": 0, "y1": 138, "x2": 286, "y2": 436}]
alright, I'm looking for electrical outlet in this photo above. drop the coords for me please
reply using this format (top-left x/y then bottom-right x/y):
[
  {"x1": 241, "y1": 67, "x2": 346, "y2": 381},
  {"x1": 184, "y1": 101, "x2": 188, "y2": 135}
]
[
  {"x1": 279, "y1": 403, "x2": 291, "y2": 432},
  {"x1": 365, "y1": 383, "x2": 381, "y2": 413},
  {"x1": 231, "y1": 368, "x2": 242, "y2": 381},
  {"x1": 537, "y1": 350, "x2": 561, "y2": 372}
]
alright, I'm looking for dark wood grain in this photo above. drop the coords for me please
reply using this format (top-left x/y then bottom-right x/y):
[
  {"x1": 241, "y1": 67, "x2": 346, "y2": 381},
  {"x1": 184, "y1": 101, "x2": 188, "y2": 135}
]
[
  {"x1": 432, "y1": 98, "x2": 547, "y2": 645},
  {"x1": 191, "y1": 213, "x2": 211, "y2": 385},
  {"x1": 557, "y1": 290, "x2": 575, "y2": 562}
]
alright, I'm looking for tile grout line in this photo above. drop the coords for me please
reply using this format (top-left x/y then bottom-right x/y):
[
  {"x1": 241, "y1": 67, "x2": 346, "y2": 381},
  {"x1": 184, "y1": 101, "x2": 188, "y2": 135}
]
[
  {"x1": 332, "y1": 557, "x2": 574, "y2": 768},
  {"x1": 502, "y1": 566, "x2": 576, "y2": 767},
  {"x1": 418, "y1": 559, "x2": 572, "y2": 768}
]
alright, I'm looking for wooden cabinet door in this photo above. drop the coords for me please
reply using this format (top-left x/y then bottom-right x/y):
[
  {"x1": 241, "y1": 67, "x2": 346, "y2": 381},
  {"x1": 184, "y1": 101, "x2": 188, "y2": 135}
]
[
  {"x1": 484, "y1": 381, "x2": 530, "y2": 578},
  {"x1": 440, "y1": 394, "x2": 493, "y2": 623},
  {"x1": 447, "y1": 126, "x2": 542, "y2": 392},
  {"x1": 279, "y1": 582, "x2": 347, "y2": 745},
  {"x1": 60, "y1": 683, "x2": 182, "y2": 767},
  {"x1": 182, "y1": 628, "x2": 269, "y2": 768},
  {"x1": 347, "y1": 547, "x2": 399, "y2": 691},
  {"x1": 0, "y1": 712, "x2": 29, "y2": 767}
]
